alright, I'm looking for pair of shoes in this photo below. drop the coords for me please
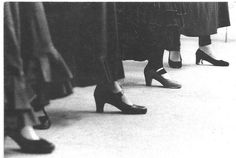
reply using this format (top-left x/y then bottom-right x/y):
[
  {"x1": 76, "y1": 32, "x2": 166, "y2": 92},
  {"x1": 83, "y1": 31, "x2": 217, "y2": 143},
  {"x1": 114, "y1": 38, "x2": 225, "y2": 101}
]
[
  {"x1": 196, "y1": 49, "x2": 229, "y2": 66},
  {"x1": 5, "y1": 129, "x2": 55, "y2": 154},
  {"x1": 144, "y1": 67, "x2": 181, "y2": 89},
  {"x1": 168, "y1": 53, "x2": 182, "y2": 68},
  {"x1": 33, "y1": 108, "x2": 51, "y2": 130},
  {"x1": 94, "y1": 85, "x2": 147, "y2": 114}
]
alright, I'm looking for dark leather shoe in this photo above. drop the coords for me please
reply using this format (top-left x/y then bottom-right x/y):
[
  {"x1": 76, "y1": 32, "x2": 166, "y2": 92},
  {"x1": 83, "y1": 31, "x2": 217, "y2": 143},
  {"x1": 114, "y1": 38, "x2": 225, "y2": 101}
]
[
  {"x1": 94, "y1": 85, "x2": 147, "y2": 114},
  {"x1": 196, "y1": 49, "x2": 229, "y2": 66},
  {"x1": 6, "y1": 130, "x2": 55, "y2": 154},
  {"x1": 33, "y1": 108, "x2": 51, "y2": 130},
  {"x1": 168, "y1": 54, "x2": 182, "y2": 68},
  {"x1": 144, "y1": 67, "x2": 181, "y2": 89}
]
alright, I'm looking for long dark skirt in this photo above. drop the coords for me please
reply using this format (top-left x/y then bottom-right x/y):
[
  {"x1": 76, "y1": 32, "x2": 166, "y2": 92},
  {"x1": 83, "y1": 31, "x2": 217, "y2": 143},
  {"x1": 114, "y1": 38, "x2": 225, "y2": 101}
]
[
  {"x1": 181, "y1": 2, "x2": 230, "y2": 36},
  {"x1": 4, "y1": 2, "x2": 37, "y2": 129},
  {"x1": 44, "y1": 2, "x2": 125, "y2": 87},
  {"x1": 4, "y1": 2, "x2": 73, "y2": 130},
  {"x1": 117, "y1": 2, "x2": 186, "y2": 61},
  {"x1": 19, "y1": 3, "x2": 73, "y2": 111}
]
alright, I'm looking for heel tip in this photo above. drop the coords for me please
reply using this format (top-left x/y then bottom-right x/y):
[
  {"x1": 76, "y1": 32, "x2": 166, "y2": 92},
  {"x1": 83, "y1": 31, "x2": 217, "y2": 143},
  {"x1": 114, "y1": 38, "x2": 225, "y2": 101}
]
[
  {"x1": 96, "y1": 109, "x2": 104, "y2": 113},
  {"x1": 145, "y1": 82, "x2": 152, "y2": 86}
]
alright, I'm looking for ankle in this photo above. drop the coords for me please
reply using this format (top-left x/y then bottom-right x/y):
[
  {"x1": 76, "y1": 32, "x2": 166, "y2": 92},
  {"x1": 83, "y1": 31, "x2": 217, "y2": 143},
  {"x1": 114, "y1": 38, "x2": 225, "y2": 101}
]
[
  {"x1": 34, "y1": 110, "x2": 45, "y2": 117},
  {"x1": 169, "y1": 51, "x2": 181, "y2": 61},
  {"x1": 111, "y1": 81, "x2": 122, "y2": 93},
  {"x1": 199, "y1": 45, "x2": 216, "y2": 58},
  {"x1": 110, "y1": 82, "x2": 133, "y2": 105},
  {"x1": 156, "y1": 67, "x2": 166, "y2": 74},
  {"x1": 156, "y1": 68, "x2": 172, "y2": 80},
  {"x1": 21, "y1": 126, "x2": 40, "y2": 140},
  {"x1": 121, "y1": 94, "x2": 133, "y2": 106}
]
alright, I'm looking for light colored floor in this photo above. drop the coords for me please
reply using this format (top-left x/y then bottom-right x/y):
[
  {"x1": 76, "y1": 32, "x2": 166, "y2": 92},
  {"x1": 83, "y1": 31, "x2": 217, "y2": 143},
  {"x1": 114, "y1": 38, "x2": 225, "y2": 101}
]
[
  {"x1": 4, "y1": 34, "x2": 236, "y2": 158},
  {"x1": 4, "y1": 4, "x2": 236, "y2": 158}
]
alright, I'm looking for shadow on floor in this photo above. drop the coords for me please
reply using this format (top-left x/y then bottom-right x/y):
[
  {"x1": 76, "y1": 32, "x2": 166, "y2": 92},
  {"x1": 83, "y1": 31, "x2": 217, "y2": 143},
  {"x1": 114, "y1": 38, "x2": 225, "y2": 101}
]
[
  {"x1": 122, "y1": 81, "x2": 181, "y2": 89},
  {"x1": 4, "y1": 148, "x2": 48, "y2": 157},
  {"x1": 46, "y1": 110, "x2": 125, "y2": 128}
]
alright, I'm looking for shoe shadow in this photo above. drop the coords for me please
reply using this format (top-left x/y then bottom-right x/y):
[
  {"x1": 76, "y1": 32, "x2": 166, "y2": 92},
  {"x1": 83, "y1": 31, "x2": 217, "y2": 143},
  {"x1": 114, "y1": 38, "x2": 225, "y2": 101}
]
[
  {"x1": 4, "y1": 148, "x2": 20, "y2": 156},
  {"x1": 46, "y1": 110, "x2": 125, "y2": 128},
  {"x1": 121, "y1": 81, "x2": 173, "y2": 89},
  {"x1": 121, "y1": 82, "x2": 146, "y2": 87},
  {"x1": 4, "y1": 148, "x2": 49, "y2": 156}
]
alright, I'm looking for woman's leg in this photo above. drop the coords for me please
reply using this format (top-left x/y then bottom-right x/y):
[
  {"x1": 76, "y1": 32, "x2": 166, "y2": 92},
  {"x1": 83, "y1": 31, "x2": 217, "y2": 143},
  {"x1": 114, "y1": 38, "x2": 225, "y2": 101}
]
[
  {"x1": 197, "y1": 35, "x2": 229, "y2": 66},
  {"x1": 5, "y1": 114, "x2": 39, "y2": 140},
  {"x1": 144, "y1": 47, "x2": 181, "y2": 88},
  {"x1": 198, "y1": 35, "x2": 216, "y2": 58},
  {"x1": 147, "y1": 48, "x2": 175, "y2": 80},
  {"x1": 19, "y1": 2, "x2": 73, "y2": 130},
  {"x1": 169, "y1": 29, "x2": 182, "y2": 62},
  {"x1": 4, "y1": 3, "x2": 55, "y2": 153},
  {"x1": 146, "y1": 47, "x2": 165, "y2": 71},
  {"x1": 169, "y1": 50, "x2": 181, "y2": 62},
  {"x1": 94, "y1": 80, "x2": 147, "y2": 114},
  {"x1": 5, "y1": 111, "x2": 55, "y2": 153},
  {"x1": 21, "y1": 126, "x2": 40, "y2": 140},
  {"x1": 111, "y1": 81, "x2": 133, "y2": 105}
]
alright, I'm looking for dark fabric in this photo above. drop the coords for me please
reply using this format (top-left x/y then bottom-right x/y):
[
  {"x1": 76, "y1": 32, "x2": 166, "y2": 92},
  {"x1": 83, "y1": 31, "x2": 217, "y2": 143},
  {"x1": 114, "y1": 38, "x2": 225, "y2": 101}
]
[
  {"x1": 4, "y1": 2, "x2": 73, "y2": 117},
  {"x1": 117, "y1": 2, "x2": 185, "y2": 61},
  {"x1": 4, "y1": 2, "x2": 38, "y2": 127},
  {"x1": 18, "y1": 3, "x2": 73, "y2": 110},
  {"x1": 181, "y1": 2, "x2": 230, "y2": 37},
  {"x1": 44, "y1": 2, "x2": 125, "y2": 87},
  {"x1": 4, "y1": 110, "x2": 38, "y2": 130},
  {"x1": 218, "y1": 2, "x2": 230, "y2": 28},
  {"x1": 169, "y1": 28, "x2": 181, "y2": 51},
  {"x1": 199, "y1": 35, "x2": 212, "y2": 47},
  {"x1": 4, "y1": 2, "x2": 34, "y2": 111},
  {"x1": 145, "y1": 48, "x2": 165, "y2": 70}
]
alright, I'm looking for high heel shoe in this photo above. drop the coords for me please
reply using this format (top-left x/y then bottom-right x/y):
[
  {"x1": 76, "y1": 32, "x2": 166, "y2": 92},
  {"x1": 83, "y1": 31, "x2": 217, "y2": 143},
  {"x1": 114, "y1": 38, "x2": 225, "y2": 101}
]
[
  {"x1": 94, "y1": 85, "x2": 147, "y2": 114},
  {"x1": 196, "y1": 49, "x2": 229, "y2": 66},
  {"x1": 168, "y1": 53, "x2": 182, "y2": 68},
  {"x1": 144, "y1": 67, "x2": 181, "y2": 89},
  {"x1": 33, "y1": 108, "x2": 51, "y2": 130},
  {"x1": 5, "y1": 129, "x2": 55, "y2": 154}
]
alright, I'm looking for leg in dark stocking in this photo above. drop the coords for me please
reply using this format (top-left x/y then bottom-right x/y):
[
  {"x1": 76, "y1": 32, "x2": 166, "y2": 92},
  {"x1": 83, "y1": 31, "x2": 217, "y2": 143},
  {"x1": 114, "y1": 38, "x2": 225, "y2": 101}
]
[
  {"x1": 144, "y1": 48, "x2": 181, "y2": 88},
  {"x1": 146, "y1": 47, "x2": 165, "y2": 71},
  {"x1": 168, "y1": 29, "x2": 182, "y2": 68}
]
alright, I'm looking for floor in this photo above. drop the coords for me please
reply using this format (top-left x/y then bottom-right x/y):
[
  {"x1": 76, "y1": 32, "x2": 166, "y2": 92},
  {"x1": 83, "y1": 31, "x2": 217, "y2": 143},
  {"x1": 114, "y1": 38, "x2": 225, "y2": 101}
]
[{"x1": 4, "y1": 3, "x2": 236, "y2": 158}]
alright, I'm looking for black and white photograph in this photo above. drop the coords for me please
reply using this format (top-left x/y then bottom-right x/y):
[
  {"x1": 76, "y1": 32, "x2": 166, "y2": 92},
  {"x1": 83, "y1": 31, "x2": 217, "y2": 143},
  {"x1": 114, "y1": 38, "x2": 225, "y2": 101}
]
[{"x1": 3, "y1": 1, "x2": 236, "y2": 158}]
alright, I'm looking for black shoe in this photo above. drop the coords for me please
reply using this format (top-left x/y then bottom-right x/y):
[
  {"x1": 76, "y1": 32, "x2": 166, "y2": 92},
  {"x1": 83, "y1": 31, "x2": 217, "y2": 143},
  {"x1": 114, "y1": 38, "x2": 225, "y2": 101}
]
[
  {"x1": 94, "y1": 85, "x2": 147, "y2": 114},
  {"x1": 168, "y1": 53, "x2": 182, "y2": 68},
  {"x1": 196, "y1": 49, "x2": 229, "y2": 66},
  {"x1": 144, "y1": 67, "x2": 181, "y2": 89},
  {"x1": 33, "y1": 108, "x2": 51, "y2": 130},
  {"x1": 6, "y1": 130, "x2": 55, "y2": 154}
]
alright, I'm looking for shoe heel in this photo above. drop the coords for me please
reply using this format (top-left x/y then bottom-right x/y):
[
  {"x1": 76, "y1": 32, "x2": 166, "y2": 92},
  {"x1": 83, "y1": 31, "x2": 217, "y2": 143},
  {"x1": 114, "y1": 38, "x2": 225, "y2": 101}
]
[
  {"x1": 94, "y1": 96, "x2": 105, "y2": 113},
  {"x1": 144, "y1": 72, "x2": 152, "y2": 86},
  {"x1": 196, "y1": 53, "x2": 201, "y2": 65}
]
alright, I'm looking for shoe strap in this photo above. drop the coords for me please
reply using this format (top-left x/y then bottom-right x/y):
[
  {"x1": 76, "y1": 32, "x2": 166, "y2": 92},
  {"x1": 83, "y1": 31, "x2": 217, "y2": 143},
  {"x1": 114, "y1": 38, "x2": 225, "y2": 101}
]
[
  {"x1": 42, "y1": 108, "x2": 49, "y2": 118},
  {"x1": 156, "y1": 68, "x2": 167, "y2": 75},
  {"x1": 114, "y1": 91, "x2": 124, "y2": 97}
]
